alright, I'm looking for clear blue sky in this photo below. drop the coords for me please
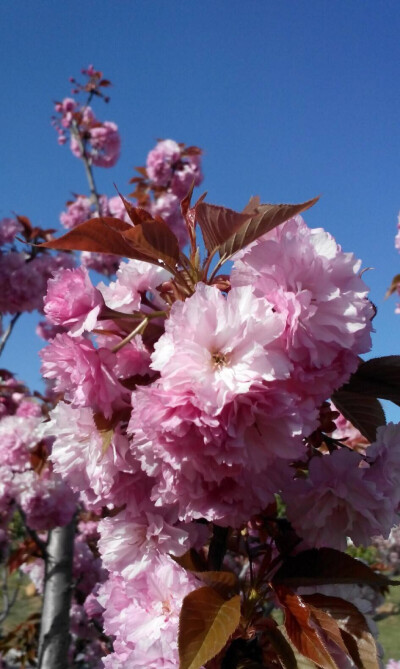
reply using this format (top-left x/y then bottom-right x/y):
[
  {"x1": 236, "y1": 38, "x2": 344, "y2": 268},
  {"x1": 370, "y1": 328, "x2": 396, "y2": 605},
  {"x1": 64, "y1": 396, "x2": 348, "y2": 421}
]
[{"x1": 1, "y1": 1, "x2": 400, "y2": 419}]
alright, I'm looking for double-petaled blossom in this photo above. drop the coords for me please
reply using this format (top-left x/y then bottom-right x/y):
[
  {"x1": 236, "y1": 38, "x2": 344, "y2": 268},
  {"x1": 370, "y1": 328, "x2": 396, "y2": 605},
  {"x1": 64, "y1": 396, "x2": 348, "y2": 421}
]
[
  {"x1": 232, "y1": 216, "x2": 373, "y2": 403},
  {"x1": 40, "y1": 334, "x2": 124, "y2": 418},
  {"x1": 44, "y1": 266, "x2": 104, "y2": 336},
  {"x1": 97, "y1": 554, "x2": 199, "y2": 668},
  {"x1": 282, "y1": 443, "x2": 400, "y2": 550}
]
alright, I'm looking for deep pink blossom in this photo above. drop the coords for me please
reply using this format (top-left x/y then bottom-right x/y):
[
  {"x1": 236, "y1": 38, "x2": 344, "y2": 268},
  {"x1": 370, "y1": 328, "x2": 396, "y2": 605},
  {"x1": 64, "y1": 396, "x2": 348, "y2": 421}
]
[
  {"x1": 97, "y1": 555, "x2": 198, "y2": 666},
  {"x1": 151, "y1": 283, "x2": 289, "y2": 409},
  {"x1": 44, "y1": 266, "x2": 104, "y2": 336},
  {"x1": 232, "y1": 216, "x2": 373, "y2": 402},
  {"x1": 283, "y1": 448, "x2": 396, "y2": 550},
  {"x1": 40, "y1": 334, "x2": 123, "y2": 418},
  {"x1": 60, "y1": 195, "x2": 92, "y2": 229},
  {"x1": 0, "y1": 218, "x2": 22, "y2": 245},
  {"x1": 15, "y1": 468, "x2": 77, "y2": 530},
  {"x1": 45, "y1": 402, "x2": 135, "y2": 508},
  {"x1": 98, "y1": 507, "x2": 190, "y2": 580},
  {"x1": 151, "y1": 192, "x2": 189, "y2": 247},
  {"x1": 81, "y1": 250, "x2": 119, "y2": 277},
  {"x1": 146, "y1": 140, "x2": 181, "y2": 187},
  {"x1": 98, "y1": 259, "x2": 170, "y2": 314}
]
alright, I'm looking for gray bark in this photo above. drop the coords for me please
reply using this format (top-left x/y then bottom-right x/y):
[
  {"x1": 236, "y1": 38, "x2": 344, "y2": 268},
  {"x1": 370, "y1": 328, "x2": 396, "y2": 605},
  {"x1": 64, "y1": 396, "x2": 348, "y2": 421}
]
[{"x1": 38, "y1": 519, "x2": 75, "y2": 669}]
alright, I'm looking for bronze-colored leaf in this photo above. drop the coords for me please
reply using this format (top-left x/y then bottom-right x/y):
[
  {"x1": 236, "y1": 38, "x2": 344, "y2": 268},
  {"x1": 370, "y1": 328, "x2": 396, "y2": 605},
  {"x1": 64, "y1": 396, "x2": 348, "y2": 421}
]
[
  {"x1": 262, "y1": 623, "x2": 298, "y2": 669},
  {"x1": 195, "y1": 202, "x2": 252, "y2": 255},
  {"x1": 301, "y1": 594, "x2": 380, "y2": 669},
  {"x1": 219, "y1": 197, "x2": 319, "y2": 260},
  {"x1": 193, "y1": 571, "x2": 239, "y2": 599},
  {"x1": 331, "y1": 390, "x2": 386, "y2": 443},
  {"x1": 340, "y1": 356, "x2": 400, "y2": 408},
  {"x1": 241, "y1": 195, "x2": 261, "y2": 215},
  {"x1": 275, "y1": 586, "x2": 338, "y2": 669},
  {"x1": 179, "y1": 587, "x2": 241, "y2": 669},
  {"x1": 122, "y1": 220, "x2": 180, "y2": 268},
  {"x1": 113, "y1": 187, "x2": 147, "y2": 225},
  {"x1": 385, "y1": 274, "x2": 400, "y2": 298},
  {"x1": 38, "y1": 216, "x2": 141, "y2": 258},
  {"x1": 273, "y1": 548, "x2": 392, "y2": 590}
]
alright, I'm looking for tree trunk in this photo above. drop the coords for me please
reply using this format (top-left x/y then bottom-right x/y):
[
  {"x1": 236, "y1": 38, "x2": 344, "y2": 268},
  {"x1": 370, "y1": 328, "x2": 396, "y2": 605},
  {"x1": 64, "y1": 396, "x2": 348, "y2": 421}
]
[{"x1": 38, "y1": 519, "x2": 75, "y2": 669}]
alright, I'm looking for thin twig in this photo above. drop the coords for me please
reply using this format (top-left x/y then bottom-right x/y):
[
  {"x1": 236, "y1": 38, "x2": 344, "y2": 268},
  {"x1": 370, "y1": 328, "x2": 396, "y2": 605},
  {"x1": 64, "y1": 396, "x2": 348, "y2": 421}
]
[
  {"x1": 0, "y1": 313, "x2": 21, "y2": 357},
  {"x1": 111, "y1": 317, "x2": 149, "y2": 353},
  {"x1": 70, "y1": 120, "x2": 101, "y2": 214}
]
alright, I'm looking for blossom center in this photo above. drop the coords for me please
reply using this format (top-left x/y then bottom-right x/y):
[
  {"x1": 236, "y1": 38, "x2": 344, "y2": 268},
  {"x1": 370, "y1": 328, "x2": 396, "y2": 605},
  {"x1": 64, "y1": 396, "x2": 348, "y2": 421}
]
[{"x1": 211, "y1": 351, "x2": 229, "y2": 368}]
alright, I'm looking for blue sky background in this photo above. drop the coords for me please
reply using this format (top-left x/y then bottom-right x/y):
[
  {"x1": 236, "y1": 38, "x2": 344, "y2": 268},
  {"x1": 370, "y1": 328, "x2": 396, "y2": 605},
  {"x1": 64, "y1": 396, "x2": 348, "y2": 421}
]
[{"x1": 1, "y1": 1, "x2": 400, "y2": 420}]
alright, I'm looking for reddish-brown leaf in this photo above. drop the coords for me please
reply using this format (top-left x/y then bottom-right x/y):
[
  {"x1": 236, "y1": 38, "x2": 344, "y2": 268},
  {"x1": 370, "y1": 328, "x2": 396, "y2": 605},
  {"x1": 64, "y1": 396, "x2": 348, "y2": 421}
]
[
  {"x1": 173, "y1": 548, "x2": 207, "y2": 572},
  {"x1": 195, "y1": 202, "x2": 252, "y2": 255},
  {"x1": 275, "y1": 586, "x2": 338, "y2": 669},
  {"x1": 331, "y1": 390, "x2": 386, "y2": 443},
  {"x1": 340, "y1": 356, "x2": 400, "y2": 408},
  {"x1": 261, "y1": 622, "x2": 298, "y2": 669},
  {"x1": 273, "y1": 548, "x2": 392, "y2": 590},
  {"x1": 385, "y1": 274, "x2": 400, "y2": 298},
  {"x1": 193, "y1": 571, "x2": 239, "y2": 599},
  {"x1": 219, "y1": 196, "x2": 319, "y2": 260},
  {"x1": 122, "y1": 220, "x2": 180, "y2": 267},
  {"x1": 38, "y1": 216, "x2": 142, "y2": 259},
  {"x1": 113, "y1": 187, "x2": 147, "y2": 226},
  {"x1": 301, "y1": 594, "x2": 380, "y2": 669},
  {"x1": 241, "y1": 195, "x2": 261, "y2": 215},
  {"x1": 179, "y1": 587, "x2": 241, "y2": 669}
]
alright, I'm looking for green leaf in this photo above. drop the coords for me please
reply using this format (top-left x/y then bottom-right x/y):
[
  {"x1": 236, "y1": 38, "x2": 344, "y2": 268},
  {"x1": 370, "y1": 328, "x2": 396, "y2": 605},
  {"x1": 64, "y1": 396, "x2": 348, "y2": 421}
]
[
  {"x1": 273, "y1": 548, "x2": 391, "y2": 590},
  {"x1": 340, "y1": 356, "x2": 400, "y2": 408},
  {"x1": 274, "y1": 586, "x2": 338, "y2": 669},
  {"x1": 218, "y1": 196, "x2": 319, "y2": 260},
  {"x1": 331, "y1": 390, "x2": 386, "y2": 443},
  {"x1": 178, "y1": 587, "x2": 241, "y2": 669}
]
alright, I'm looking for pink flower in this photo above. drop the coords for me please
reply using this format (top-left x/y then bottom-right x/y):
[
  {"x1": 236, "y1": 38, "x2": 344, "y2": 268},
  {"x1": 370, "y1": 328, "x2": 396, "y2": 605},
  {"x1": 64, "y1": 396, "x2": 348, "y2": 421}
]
[
  {"x1": 89, "y1": 121, "x2": 121, "y2": 167},
  {"x1": 170, "y1": 154, "x2": 203, "y2": 199},
  {"x1": 14, "y1": 468, "x2": 77, "y2": 530},
  {"x1": 366, "y1": 423, "x2": 400, "y2": 508},
  {"x1": 97, "y1": 555, "x2": 198, "y2": 666},
  {"x1": 232, "y1": 216, "x2": 373, "y2": 402},
  {"x1": 80, "y1": 251, "x2": 119, "y2": 277},
  {"x1": 0, "y1": 218, "x2": 22, "y2": 245},
  {"x1": 60, "y1": 196, "x2": 92, "y2": 229},
  {"x1": 0, "y1": 415, "x2": 41, "y2": 471},
  {"x1": 98, "y1": 259, "x2": 170, "y2": 314},
  {"x1": 151, "y1": 192, "x2": 189, "y2": 247},
  {"x1": 45, "y1": 402, "x2": 135, "y2": 509},
  {"x1": 151, "y1": 283, "x2": 289, "y2": 409},
  {"x1": 70, "y1": 118, "x2": 120, "y2": 168},
  {"x1": 44, "y1": 266, "x2": 104, "y2": 336},
  {"x1": 40, "y1": 334, "x2": 123, "y2": 418},
  {"x1": 129, "y1": 383, "x2": 304, "y2": 525},
  {"x1": 282, "y1": 448, "x2": 395, "y2": 550},
  {"x1": 146, "y1": 139, "x2": 181, "y2": 187},
  {"x1": 98, "y1": 507, "x2": 190, "y2": 579}
]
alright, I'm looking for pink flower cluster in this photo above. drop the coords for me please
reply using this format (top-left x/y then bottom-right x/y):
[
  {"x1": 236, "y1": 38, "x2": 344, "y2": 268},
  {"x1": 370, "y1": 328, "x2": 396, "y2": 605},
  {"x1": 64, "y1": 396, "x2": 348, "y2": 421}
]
[
  {"x1": 147, "y1": 139, "x2": 203, "y2": 246},
  {"x1": 0, "y1": 374, "x2": 77, "y2": 551},
  {"x1": 0, "y1": 217, "x2": 74, "y2": 317},
  {"x1": 282, "y1": 424, "x2": 400, "y2": 550},
  {"x1": 55, "y1": 98, "x2": 121, "y2": 168},
  {"x1": 41, "y1": 205, "x2": 400, "y2": 666}
]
